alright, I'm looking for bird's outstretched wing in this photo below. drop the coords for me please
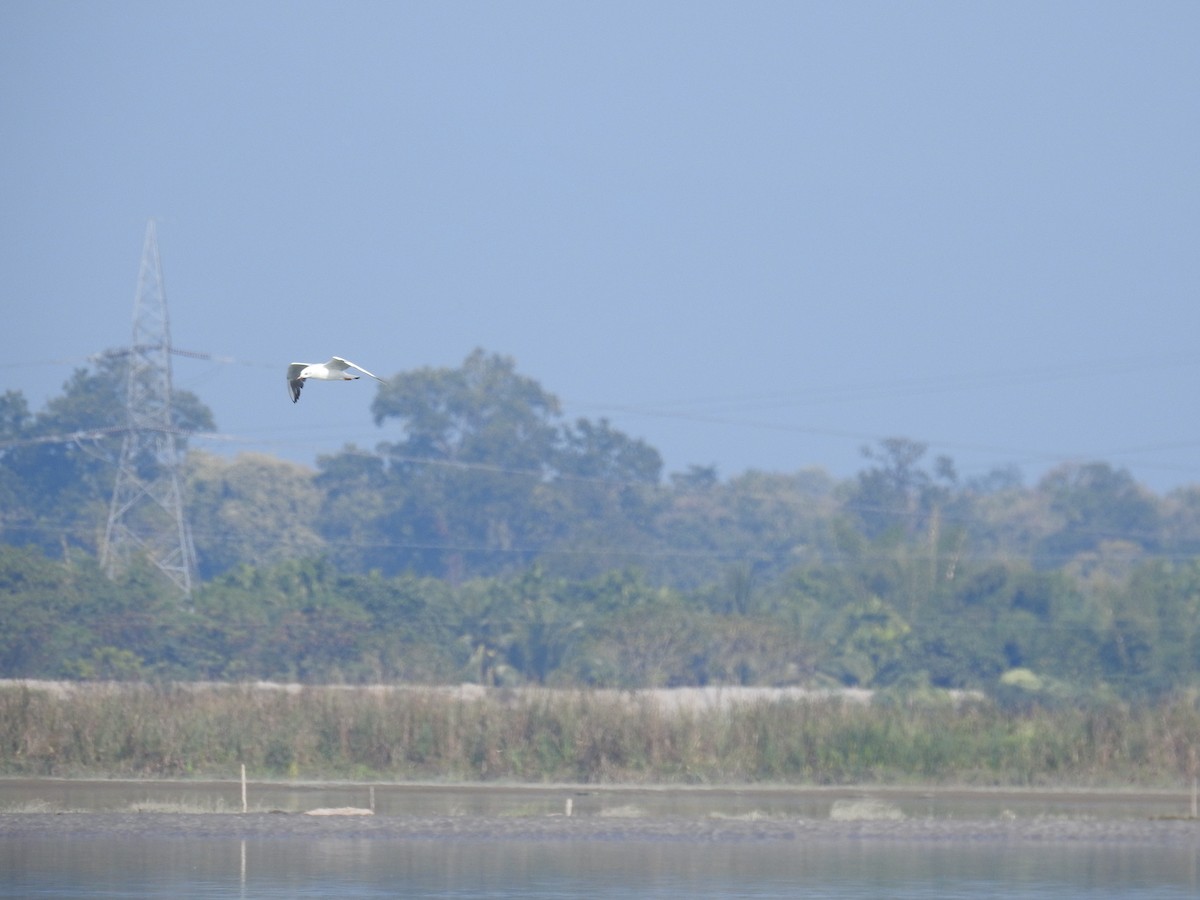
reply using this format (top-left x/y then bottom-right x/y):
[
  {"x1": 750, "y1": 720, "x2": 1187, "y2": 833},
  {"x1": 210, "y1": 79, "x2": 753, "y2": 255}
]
[
  {"x1": 330, "y1": 356, "x2": 385, "y2": 382},
  {"x1": 286, "y1": 363, "x2": 306, "y2": 403}
]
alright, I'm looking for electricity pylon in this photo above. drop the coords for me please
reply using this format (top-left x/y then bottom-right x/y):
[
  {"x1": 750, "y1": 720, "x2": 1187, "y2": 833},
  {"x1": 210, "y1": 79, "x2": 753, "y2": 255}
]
[{"x1": 101, "y1": 220, "x2": 197, "y2": 597}]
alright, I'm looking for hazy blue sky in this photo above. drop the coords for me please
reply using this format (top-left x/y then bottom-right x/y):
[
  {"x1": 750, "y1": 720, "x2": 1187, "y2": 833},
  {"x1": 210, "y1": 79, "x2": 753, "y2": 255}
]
[{"x1": 3, "y1": 2, "x2": 1198, "y2": 492}]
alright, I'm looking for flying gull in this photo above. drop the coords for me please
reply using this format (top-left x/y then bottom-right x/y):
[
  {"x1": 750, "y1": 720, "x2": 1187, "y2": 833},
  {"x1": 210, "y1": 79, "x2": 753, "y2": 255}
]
[{"x1": 287, "y1": 357, "x2": 385, "y2": 403}]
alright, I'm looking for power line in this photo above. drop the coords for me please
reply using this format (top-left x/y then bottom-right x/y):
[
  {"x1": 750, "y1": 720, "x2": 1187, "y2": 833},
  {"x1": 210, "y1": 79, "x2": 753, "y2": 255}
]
[{"x1": 6, "y1": 343, "x2": 1196, "y2": 484}]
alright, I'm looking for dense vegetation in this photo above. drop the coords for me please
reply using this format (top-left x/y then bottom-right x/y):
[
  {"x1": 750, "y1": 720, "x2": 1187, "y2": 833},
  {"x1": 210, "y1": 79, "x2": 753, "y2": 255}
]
[
  {"x1": 2, "y1": 348, "x2": 1200, "y2": 703},
  {"x1": 4, "y1": 683, "x2": 1199, "y2": 786}
]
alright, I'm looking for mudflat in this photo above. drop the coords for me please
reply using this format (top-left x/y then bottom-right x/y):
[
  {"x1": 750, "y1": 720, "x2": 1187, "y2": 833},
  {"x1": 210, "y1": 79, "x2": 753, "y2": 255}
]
[
  {"x1": 2, "y1": 810, "x2": 1199, "y2": 844},
  {"x1": 3, "y1": 780, "x2": 1200, "y2": 846}
]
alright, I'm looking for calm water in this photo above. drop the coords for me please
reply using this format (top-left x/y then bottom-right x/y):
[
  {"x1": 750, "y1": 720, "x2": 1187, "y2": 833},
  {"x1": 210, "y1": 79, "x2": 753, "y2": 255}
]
[
  {"x1": 2, "y1": 781, "x2": 1198, "y2": 898},
  {"x1": 3, "y1": 834, "x2": 1197, "y2": 899}
]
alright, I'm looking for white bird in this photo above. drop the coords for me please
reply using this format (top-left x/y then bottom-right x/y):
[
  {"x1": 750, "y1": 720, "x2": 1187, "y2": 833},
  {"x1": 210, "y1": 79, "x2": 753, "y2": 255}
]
[{"x1": 287, "y1": 357, "x2": 385, "y2": 403}]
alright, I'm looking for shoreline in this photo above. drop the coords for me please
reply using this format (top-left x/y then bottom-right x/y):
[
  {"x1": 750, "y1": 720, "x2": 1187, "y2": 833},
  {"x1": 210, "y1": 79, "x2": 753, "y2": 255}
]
[
  {"x1": 1, "y1": 774, "x2": 1194, "y2": 802},
  {"x1": 3, "y1": 778, "x2": 1199, "y2": 844},
  {"x1": 2, "y1": 810, "x2": 1198, "y2": 845}
]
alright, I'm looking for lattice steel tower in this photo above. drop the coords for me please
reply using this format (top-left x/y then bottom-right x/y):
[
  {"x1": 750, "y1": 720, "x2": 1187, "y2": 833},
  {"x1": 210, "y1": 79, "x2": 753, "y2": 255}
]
[{"x1": 101, "y1": 220, "x2": 197, "y2": 597}]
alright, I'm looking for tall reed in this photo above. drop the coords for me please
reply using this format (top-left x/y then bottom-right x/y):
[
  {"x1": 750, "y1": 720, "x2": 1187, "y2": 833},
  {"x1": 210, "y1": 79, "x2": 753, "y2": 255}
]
[{"x1": 1, "y1": 684, "x2": 1197, "y2": 786}]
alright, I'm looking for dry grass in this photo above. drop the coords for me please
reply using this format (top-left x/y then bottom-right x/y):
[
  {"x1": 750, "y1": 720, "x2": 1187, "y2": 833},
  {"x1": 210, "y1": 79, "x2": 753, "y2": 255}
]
[{"x1": 0, "y1": 681, "x2": 1197, "y2": 787}]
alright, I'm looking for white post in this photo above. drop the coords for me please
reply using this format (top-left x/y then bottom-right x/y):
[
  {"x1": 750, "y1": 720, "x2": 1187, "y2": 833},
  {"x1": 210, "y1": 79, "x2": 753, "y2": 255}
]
[
  {"x1": 241, "y1": 764, "x2": 248, "y2": 814},
  {"x1": 565, "y1": 797, "x2": 573, "y2": 817}
]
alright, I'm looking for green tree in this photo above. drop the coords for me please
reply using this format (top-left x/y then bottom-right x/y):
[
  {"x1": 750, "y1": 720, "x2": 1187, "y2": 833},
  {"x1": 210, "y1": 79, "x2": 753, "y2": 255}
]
[
  {"x1": 368, "y1": 349, "x2": 562, "y2": 580},
  {"x1": 0, "y1": 355, "x2": 213, "y2": 559},
  {"x1": 538, "y1": 418, "x2": 663, "y2": 579},
  {"x1": 825, "y1": 595, "x2": 911, "y2": 687},
  {"x1": 190, "y1": 559, "x2": 372, "y2": 682},
  {"x1": 650, "y1": 469, "x2": 836, "y2": 591},
  {"x1": 0, "y1": 546, "x2": 190, "y2": 679},
  {"x1": 504, "y1": 568, "x2": 584, "y2": 684},
  {"x1": 349, "y1": 570, "x2": 458, "y2": 681},
  {"x1": 1036, "y1": 462, "x2": 1160, "y2": 565},
  {"x1": 1098, "y1": 559, "x2": 1200, "y2": 696},
  {"x1": 846, "y1": 438, "x2": 951, "y2": 539},
  {"x1": 313, "y1": 448, "x2": 391, "y2": 573},
  {"x1": 0, "y1": 545, "x2": 79, "y2": 675},
  {"x1": 566, "y1": 593, "x2": 714, "y2": 687},
  {"x1": 1160, "y1": 486, "x2": 1200, "y2": 559},
  {"x1": 188, "y1": 452, "x2": 325, "y2": 579},
  {"x1": 451, "y1": 577, "x2": 522, "y2": 685},
  {"x1": 0, "y1": 392, "x2": 33, "y2": 545}
]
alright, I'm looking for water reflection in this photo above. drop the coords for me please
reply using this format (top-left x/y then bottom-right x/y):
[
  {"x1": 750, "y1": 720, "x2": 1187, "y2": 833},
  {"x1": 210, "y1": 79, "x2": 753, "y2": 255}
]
[
  {"x1": 2, "y1": 781, "x2": 1199, "y2": 898},
  {"x1": 2, "y1": 832, "x2": 1198, "y2": 898}
]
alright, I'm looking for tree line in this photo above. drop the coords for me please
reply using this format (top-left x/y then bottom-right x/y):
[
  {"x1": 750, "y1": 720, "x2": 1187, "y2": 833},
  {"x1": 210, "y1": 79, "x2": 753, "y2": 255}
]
[{"x1": 2, "y1": 348, "x2": 1199, "y2": 699}]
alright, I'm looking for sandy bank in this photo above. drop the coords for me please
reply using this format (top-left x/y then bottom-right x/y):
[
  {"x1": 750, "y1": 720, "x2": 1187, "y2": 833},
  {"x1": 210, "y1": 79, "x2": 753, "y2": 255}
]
[{"x1": 0, "y1": 678, "x2": 887, "y2": 711}]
